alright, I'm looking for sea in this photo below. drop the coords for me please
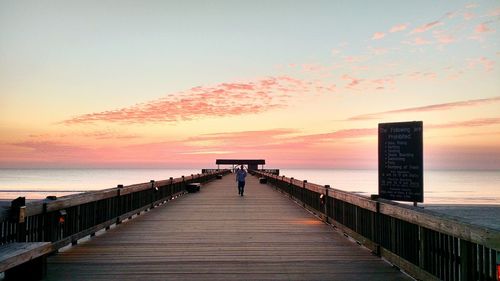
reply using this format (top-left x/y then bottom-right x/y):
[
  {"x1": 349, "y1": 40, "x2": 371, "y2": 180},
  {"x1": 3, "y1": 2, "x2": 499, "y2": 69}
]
[{"x1": 0, "y1": 168, "x2": 499, "y2": 205}]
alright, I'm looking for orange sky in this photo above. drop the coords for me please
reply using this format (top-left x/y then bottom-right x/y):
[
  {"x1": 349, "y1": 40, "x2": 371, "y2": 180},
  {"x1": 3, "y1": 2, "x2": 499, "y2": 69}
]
[{"x1": 1, "y1": 1, "x2": 499, "y2": 170}]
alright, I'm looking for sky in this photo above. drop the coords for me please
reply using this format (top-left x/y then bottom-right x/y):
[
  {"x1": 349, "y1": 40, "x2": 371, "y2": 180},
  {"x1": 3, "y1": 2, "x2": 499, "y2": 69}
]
[{"x1": 1, "y1": 0, "x2": 499, "y2": 170}]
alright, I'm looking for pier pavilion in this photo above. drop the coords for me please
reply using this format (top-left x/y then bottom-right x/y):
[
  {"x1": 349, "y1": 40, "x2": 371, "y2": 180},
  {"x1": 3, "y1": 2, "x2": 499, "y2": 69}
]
[{"x1": 215, "y1": 159, "x2": 265, "y2": 171}]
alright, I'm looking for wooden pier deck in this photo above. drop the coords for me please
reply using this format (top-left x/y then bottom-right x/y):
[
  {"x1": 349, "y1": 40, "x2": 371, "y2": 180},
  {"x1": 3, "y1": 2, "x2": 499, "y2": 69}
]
[{"x1": 45, "y1": 174, "x2": 410, "y2": 280}]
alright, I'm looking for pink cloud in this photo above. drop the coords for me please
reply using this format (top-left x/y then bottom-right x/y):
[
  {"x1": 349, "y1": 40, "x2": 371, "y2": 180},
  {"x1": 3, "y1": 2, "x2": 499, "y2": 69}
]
[
  {"x1": 63, "y1": 76, "x2": 330, "y2": 124},
  {"x1": 348, "y1": 96, "x2": 500, "y2": 120},
  {"x1": 189, "y1": 129, "x2": 298, "y2": 144},
  {"x1": 341, "y1": 74, "x2": 363, "y2": 89},
  {"x1": 80, "y1": 130, "x2": 139, "y2": 140},
  {"x1": 475, "y1": 23, "x2": 492, "y2": 33},
  {"x1": 4, "y1": 122, "x2": 500, "y2": 169},
  {"x1": 463, "y1": 12, "x2": 475, "y2": 20},
  {"x1": 469, "y1": 57, "x2": 495, "y2": 71},
  {"x1": 301, "y1": 63, "x2": 331, "y2": 73},
  {"x1": 343, "y1": 56, "x2": 364, "y2": 63},
  {"x1": 300, "y1": 128, "x2": 377, "y2": 142},
  {"x1": 372, "y1": 32, "x2": 386, "y2": 40},
  {"x1": 370, "y1": 78, "x2": 395, "y2": 90},
  {"x1": 411, "y1": 21, "x2": 442, "y2": 34},
  {"x1": 434, "y1": 33, "x2": 455, "y2": 44},
  {"x1": 408, "y1": 71, "x2": 437, "y2": 80},
  {"x1": 488, "y1": 7, "x2": 500, "y2": 16},
  {"x1": 390, "y1": 23, "x2": 408, "y2": 33},
  {"x1": 428, "y1": 118, "x2": 500, "y2": 129},
  {"x1": 411, "y1": 37, "x2": 433, "y2": 45}
]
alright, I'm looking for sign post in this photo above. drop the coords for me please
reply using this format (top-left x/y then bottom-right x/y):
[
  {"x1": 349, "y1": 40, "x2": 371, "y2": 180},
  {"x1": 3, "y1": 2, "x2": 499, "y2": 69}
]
[{"x1": 378, "y1": 121, "x2": 423, "y2": 203}]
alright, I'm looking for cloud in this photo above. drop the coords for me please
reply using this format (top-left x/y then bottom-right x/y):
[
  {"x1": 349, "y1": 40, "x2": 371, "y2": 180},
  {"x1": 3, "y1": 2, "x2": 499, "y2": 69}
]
[
  {"x1": 409, "y1": 37, "x2": 433, "y2": 45},
  {"x1": 434, "y1": 33, "x2": 455, "y2": 45},
  {"x1": 408, "y1": 72, "x2": 437, "y2": 80},
  {"x1": 475, "y1": 23, "x2": 492, "y2": 33},
  {"x1": 468, "y1": 57, "x2": 495, "y2": 71},
  {"x1": 348, "y1": 96, "x2": 500, "y2": 120},
  {"x1": 488, "y1": 7, "x2": 500, "y2": 16},
  {"x1": 428, "y1": 118, "x2": 500, "y2": 129},
  {"x1": 28, "y1": 131, "x2": 139, "y2": 141},
  {"x1": 340, "y1": 74, "x2": 397, "y2": 91},
  {"x1": 343, "y1": 56, "x2": 364, "y2": 63},
  {"x1": 411, "y1": 20, "x2": 442, "y2": 34},
  {"x1": 301, "y1": 63, "x2": 332, "y2": 73},
  {"x1": 372, "y1": 32, "x2": 386, "y2": 40},
  {"x1": 390, "y1": 23, "x2": 408, "y2": 33},
  {"x1": 5, "y1": 122, "x2": 500, "y2": 169},
  {"x1": 463, "y1": 12, "x2": 475, "y2": 20},
  {"x1": 81, "y1": 130, "x2": 139, "y2": 140},
  {"x1": 465, "y1": 3, "x2": 479, "y2": 9},
  {"x1": 341, "y1": 74, "x2": 363, "y2": 89},
  {"x1": 189, "y1": 129, "x2": 298, "y2": 144},
  {"x1": 300, "y1": 128, "x2": 377, "y2": 142},
  {"x1": 63, "y1": 76, "x2": 330, "y2": 124},
  {"x1": 2, "y1": 139, "x2": 204, "y2": 167}
]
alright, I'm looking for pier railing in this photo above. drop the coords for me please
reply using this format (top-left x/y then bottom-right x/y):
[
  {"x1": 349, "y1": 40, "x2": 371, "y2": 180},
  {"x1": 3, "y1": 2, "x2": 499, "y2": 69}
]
[
  {"x1": 202, "y1": 168, "x2": 279, "y2": 175},
  {"x1": 0, "y1": 170, "x2": 229, "y2": 251},
  {"x1": 253, "y1": 170, "x2": 500, "y2": 281}
]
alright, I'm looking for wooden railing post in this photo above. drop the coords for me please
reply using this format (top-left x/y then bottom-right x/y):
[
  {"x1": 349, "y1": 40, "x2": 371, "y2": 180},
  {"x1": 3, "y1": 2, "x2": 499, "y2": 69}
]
[
  {"x1": 11, "y1": 197, "x2": 26, "y2": 242},
  {"x1": 324, "y1": 185, "x2": 330, "y2": 223},
  {"x1": 419, "y1": 226, "x2": 425, "y2": 269},
  {"x1": 302, "y1": 180, "x2": 307, "y2": 207},
  {"x1": 459, "y1": 239, "x2": 473, "y2": 281},
  {"x1": 150, "y1": 180, "x2": 155, "y2": 209},
  {"x1": 116, "y1": 184, "x2": 123, "y2": 225},
  {"x1": 370, "y1": 195, "x2": 381, "y2": 256}
]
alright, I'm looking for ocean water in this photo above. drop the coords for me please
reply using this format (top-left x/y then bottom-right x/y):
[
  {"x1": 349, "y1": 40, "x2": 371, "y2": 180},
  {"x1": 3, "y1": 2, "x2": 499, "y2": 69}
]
[
  {"x1": 280, "y1": 169, "x2": 500, "y2": 205},
  {"x1": 0, "y1": 168, "x2": 200, "y2": 200},
  {"x1": 0, "y1": 168, "x2": 499, "y2": 204}
]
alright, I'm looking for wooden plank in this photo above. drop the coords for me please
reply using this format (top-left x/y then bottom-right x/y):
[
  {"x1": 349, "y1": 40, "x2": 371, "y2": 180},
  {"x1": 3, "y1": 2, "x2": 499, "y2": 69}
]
[
  {"x1": 45, "y1": 175, "x2": 410, "y2": 281},
  {"x1": 0, "y1": 242, "x2": 53, "y2": 272},
  {"x1": 328, "y1": 189, "x2": 378, "y2": 212},
  {"x1": 45, "y1": 189, "x2": 119, "y2": 213}
]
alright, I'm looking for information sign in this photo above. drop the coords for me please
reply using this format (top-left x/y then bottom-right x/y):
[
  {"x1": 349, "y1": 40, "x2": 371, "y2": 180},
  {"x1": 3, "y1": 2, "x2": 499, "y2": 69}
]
[{"x1": 378, "y1": 121, "x2": 423, "y2": 202}]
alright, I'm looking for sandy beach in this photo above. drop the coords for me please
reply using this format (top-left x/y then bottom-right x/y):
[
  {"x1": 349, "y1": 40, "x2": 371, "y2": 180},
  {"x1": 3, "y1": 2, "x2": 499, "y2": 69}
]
[{"x1": 424, "y1": 204, "x2": 500, "y2": 231}]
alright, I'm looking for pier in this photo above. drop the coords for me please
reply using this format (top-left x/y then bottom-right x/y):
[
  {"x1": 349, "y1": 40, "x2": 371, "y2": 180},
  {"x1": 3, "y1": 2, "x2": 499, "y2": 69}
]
[{"x1": 1, "y1": 169, "x2": 499, "y2": 280}]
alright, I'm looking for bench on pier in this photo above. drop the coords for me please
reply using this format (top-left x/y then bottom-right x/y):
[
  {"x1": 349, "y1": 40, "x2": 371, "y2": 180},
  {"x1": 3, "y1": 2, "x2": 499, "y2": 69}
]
[
  {"x1": 259, "y1": 177, "x2": 267, "y2": 184},
  {"x1": 0, "y1": 242, "x2": 53, "y2": 281},
  {"x1": 186, "y1": 183, "x2": 201, "y2": 193},
  {"x1": 216, "y1": 174, "x2": 223, "y2": 179}
]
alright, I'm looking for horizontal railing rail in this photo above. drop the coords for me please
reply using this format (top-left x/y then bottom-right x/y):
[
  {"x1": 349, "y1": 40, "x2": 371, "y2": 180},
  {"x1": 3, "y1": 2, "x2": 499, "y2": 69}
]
[
  {"x1": 257, "y1": 169, "x2": 280, "y2": 175},
  {"x1": 201, "y1": 169, "x2": 223, "y2": 173},
  {"x1": 253, "y1": 170, "x2": 499, "y2": 281},
  {"x1": 0, "y1": 170, "x2": 230, "y2": 251}
]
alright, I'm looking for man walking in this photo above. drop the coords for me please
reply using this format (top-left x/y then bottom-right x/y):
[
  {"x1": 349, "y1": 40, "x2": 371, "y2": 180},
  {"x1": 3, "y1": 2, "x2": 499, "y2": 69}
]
[{"x1": 235, "y1": 165, "x2": 247, "y2": 196}]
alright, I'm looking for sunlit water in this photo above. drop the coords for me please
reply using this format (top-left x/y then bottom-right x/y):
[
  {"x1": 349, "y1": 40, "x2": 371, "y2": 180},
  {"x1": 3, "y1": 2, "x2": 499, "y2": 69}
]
[
  {"x1": 0, "y1": 168, "x2": 499, "y2": 204},
  {"x1": 0, "y1": 168, "x2": 200, "y2": 200}
]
